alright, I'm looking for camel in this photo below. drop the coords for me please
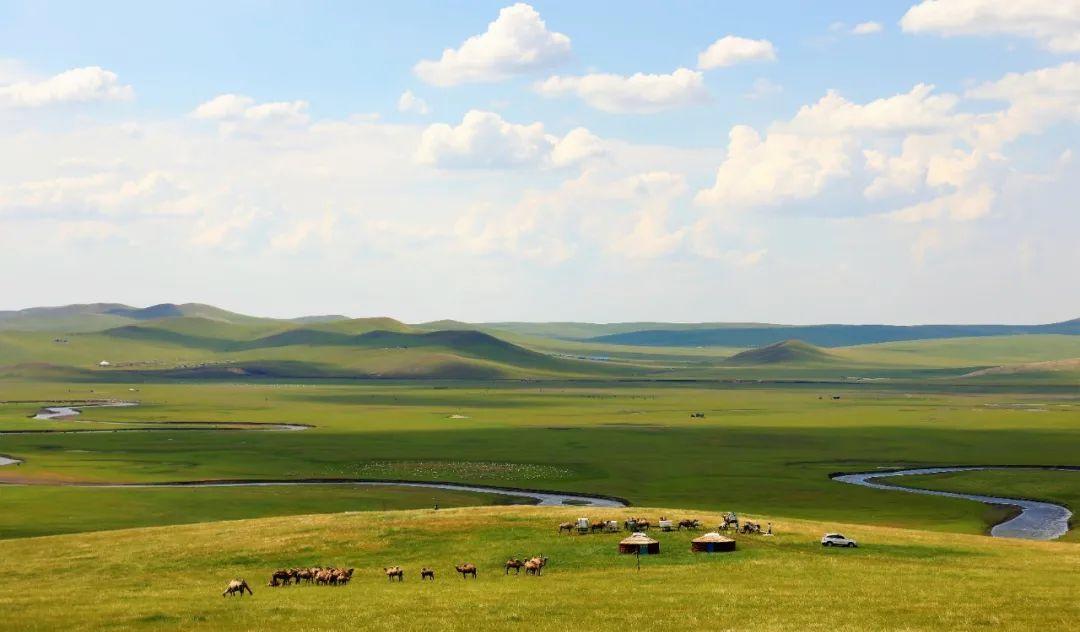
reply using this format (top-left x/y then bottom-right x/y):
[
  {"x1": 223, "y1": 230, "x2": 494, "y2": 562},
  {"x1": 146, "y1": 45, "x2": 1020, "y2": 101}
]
[
  {"x1": 590, "y1": 521, "x2": 607, "y2": 533},
  {"x1": 677, "y1": 519, "x2": 701, "y2": 531},
  {"x1": 384, "y1": 566, "x2": 404, "y2": 582},
  {"x1": 296, "y1": 569, "x2": 314, "y2": 584},
  {"x1": 269, "y1": 569, "x2": 292, "y2": 586},
  {"x1": 420, "y1": 568, "x2": 435, "y2": 581},
  {"x1": 455, "y1": 563, "x2": 477, "y2": 579},
  {"x1": 315, "y1": 569, "x2": 335, "y2": 585},
  {"x1": 334, "y1": 568, "x2": 354, "y2": 585},
  {"x1": 222, "y1": 579, "x2": 253, "y2": 597},
  {"x1": 524, "y1": 556, "x2": 547, "y2": 576},
  {"x1": 505, "y1": 558, "x2": 525, "y2": 575},
  {"x1": 558, "y1": 522, "x2": 574, "y2": 535}
]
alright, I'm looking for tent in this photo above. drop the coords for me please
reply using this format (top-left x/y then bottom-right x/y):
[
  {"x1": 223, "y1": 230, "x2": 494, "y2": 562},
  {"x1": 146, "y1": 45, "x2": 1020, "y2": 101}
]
[
  {"x1": 619, "y1": 532, "x2": 660, "y2": 555},
  {"x1": 691, "y1": 532, "x2": 736, "y2": 553}
]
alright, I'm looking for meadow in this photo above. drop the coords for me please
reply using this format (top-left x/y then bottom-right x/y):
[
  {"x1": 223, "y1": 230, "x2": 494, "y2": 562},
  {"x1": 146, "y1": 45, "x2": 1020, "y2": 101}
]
[
  {"x1": 1, "y1": 505, "x2": 1077, "y2": 631},
  {"x1": 2, "y1": 380, "x2": 1078, "y2": 541}
]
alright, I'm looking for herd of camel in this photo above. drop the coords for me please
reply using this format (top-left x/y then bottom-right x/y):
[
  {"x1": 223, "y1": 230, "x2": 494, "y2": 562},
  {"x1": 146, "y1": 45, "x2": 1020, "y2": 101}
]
[
  {"x1": 559, "y1": 515, "x2": 769, "y2": 535},
  {"x1": 223, "y1": 557, "x2": 548, "y2": 596}
]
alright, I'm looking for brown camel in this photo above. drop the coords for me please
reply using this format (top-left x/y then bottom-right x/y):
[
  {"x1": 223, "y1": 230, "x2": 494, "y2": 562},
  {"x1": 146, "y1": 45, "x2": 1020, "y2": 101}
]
[
  {"x1": 505, "y1": 558, "x2": 525, "y2": 575},
  {"x1": 677, "y1": 519, "x2": 701, "y2": 530},
  {"x1": 269, "y1": 569, "x2": 292, "y2": 586},
  {"x1": 455, "y1": 563, "x2": 477, "y2": 579},
  {"x1": 384, "y1": 566, "x2": 404, "y2": 582},
  {"x1": 334, "y1": 568, "x2": 354, "y2": 585},
  {"x1": 222, "y1": 579, "x2": 253, "y2": 597},
  {"x1": 557, "y1": 522, "x2": 574, "y2": 535},
  {"x1": 420, "y1": 568, "x2": 435, "y2": 581},
  {"x1": 524, "y1": 556, "x2": 547, "y2": 576}
]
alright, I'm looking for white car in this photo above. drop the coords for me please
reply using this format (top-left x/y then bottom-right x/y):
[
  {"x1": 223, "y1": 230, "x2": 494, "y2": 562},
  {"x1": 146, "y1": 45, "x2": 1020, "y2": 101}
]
[{"x1": 821, "y1": 533, "x2": 858, "y2": 547}]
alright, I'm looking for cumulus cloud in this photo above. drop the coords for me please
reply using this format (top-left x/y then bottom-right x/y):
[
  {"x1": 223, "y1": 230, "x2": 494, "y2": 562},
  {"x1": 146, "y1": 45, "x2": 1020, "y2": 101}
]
[
  {"x1": 697, "y1": 36, "x2": 777, "y2": 69},
  {"x1": 397, "y1": 90, "x2": 430, "y2": 115},
  {"x1": 191, "y1": 94, "x2": 309, "y2": 135},
  {"x1": 0, "y1": 66, "x2": 133, "y2": 108},
  {"x1": 416, "y1": 110, "x2": 603, "y2": 169},
  {"x1": 901, "y1": 0, "x2": 1080, "y2": 53},
  {"x1": 695, "y1": 125, "x2": 853, "y2": 209},
  {"x1": 782, "y1": 84, "x2": 964, "y2": 135},
  {"x1": 535, "y1": 68, "x2": 708, "y2": 113},
  {"x1": 965, "y1": 61, "x2": 1080, "y2": 148},
  {"x1": 414, "y1": 3, "x2": 571, "y2": 86}
]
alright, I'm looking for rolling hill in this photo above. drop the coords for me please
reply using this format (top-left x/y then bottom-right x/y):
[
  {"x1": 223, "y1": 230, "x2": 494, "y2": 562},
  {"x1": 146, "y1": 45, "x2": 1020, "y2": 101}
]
[
  {"x1": 724, "y1": 339, "x2": 838, "y2": 365},
  {"x1": 588, "y1": 319, "x2": 1080, "y2": 348}
]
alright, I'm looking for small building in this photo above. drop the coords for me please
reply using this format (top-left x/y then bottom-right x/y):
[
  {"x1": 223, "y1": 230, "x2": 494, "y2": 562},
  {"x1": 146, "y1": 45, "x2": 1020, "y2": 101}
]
[
  {"x1": 618, "y1": 532, "x2": 660, "y2": 555},
  {"x1": 691, "y1": 532, "x2": 736, "y2": 553}
]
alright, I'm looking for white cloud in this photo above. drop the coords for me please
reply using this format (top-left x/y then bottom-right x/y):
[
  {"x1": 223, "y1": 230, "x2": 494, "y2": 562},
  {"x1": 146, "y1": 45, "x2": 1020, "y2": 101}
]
[
  {"x1": 965, "y1": 61, "x2": 1080, "y2": 148},
  {"x1": 697, "y1": 36, "x2": 777, "y2": 69},
  {"x1": 535, "y1": 68, "x2": 709, "y2": 113},
  {"x1": 888, "y1": 185, "x2": 996, "y2": 223},
  {"x1": 0, "y1": 171, "x2": 187, "y2": 216},
  {"x1": 397, "y1": 90, "x2": 430, "y2": 115},
  {"x1": 191, "y1": 94, "x2": 310, "y2": 133},
  {"x1": 0, "y1": 66, "x2": 132, "y2": 108},
  {"x1": 414, "y1": 3, "x2": 571, "y2": 86},
  {"x1": 852, "y1": 21, "x2": 884, "y2": 35},
  {"x1": 901, "y1": 0, "x2": 1080, "y2": 53},
  {"x1": 191, "y1": 208, "x2": 261, "y2": 248},
  {"x1": 783, "y1": 84, "x2": 963, "y2": 135},
  {"x1": 695, "y1": 125, "x2": 853, "y2": 209},
  {"x1": 416, "y1": 110, "x2": 602, "y2": 169}
]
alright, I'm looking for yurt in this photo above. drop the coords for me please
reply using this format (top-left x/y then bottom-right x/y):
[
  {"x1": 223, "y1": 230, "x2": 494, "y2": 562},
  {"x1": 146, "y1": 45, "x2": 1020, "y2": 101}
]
[
  {"x1": 618, "y1": 532, "x2": 660, "y2": 555},
  {"x1": 691, "y1": 532, "x2": 736, "y2": 553}
]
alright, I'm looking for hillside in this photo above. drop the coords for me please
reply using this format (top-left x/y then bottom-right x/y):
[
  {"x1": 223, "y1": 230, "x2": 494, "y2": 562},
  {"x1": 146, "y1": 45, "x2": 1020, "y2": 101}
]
[
  {"x1": 589, "y1": 319, "x2": 1080, "y2": 348},
  {"x1": 1, "y1": 506, "x2": 1076, "y2": 630},
  {"x1": 724, "y1": 339, "x2": 838, "y2": 365}
]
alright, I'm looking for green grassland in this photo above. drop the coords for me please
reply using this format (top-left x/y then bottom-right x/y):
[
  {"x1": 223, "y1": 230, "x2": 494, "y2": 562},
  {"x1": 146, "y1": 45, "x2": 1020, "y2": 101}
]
[
  {"x1": 1, "y1": 506, "x2": 1077, "y2": 631},
  {"x1": 2, "y1": 381, "x2": 1078, "y2": 540}
]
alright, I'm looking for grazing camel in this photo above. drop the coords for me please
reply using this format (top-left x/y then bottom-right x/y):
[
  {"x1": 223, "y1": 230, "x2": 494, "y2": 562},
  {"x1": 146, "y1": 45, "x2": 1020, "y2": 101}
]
[
  {"x1": 296, "y1": 569, "x2": 314, "y2": 584},
  {"x1": 334, "y1": 568, "x2": 354, "y2": 585},
  {"x1": 677, "y1": 519, "x2": 701, "y2": 531},
  {"x1": 455, "y1": 563, "x2": 478, "y2": 579},
  {"x1": 384, "y1": 566, "x2": 404, "y2": 582},
  {"x1": 420, "y1": 568, "x2": 435, "y2": 581},
  {"x1": 589, "y1": 521, "x2": 607, "y2": 533},
  {"x1": 557, "y1": 522, "x2": 574, "y2": 535},
  {"x1": 505, "y1": 558, "x2": 525, "y2": 575},
  {"x1": 222, "y1": 579, "x2": 253, "y2": 597},
  {"x1": 524, "y1": 556, "x2": 547, "y2": 576},
  {"x1": 269, "y1": 569, "x2": 292, "y2": 586}
]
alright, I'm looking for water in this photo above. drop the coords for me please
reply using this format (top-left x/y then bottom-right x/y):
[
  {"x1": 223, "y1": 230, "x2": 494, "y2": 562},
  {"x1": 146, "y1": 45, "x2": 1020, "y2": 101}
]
[{"x1": 834, "y1": 467, "x2": 1073, "y2": 540}]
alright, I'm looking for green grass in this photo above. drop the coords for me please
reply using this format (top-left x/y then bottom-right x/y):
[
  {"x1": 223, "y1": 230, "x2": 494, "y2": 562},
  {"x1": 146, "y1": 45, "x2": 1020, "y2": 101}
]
[
  {"x1": 889, "y1": 469, "x2": 1080, "y2": 542},
  {"x1": 0, "y1": 484, "x2": 526, "y2": 539},
  {"x1": 1, "y1": 506, "x2": 1077, "y2": 631},
  {"x1": 2, "y1": 382, "x2": 1078, "y2": 539}
]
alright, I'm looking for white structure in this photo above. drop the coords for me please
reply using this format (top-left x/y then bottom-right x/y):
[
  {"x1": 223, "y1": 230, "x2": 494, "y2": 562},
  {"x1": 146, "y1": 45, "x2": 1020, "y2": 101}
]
[{"x1": 98, "y1": 360, "x2": 111, "y2": 367}]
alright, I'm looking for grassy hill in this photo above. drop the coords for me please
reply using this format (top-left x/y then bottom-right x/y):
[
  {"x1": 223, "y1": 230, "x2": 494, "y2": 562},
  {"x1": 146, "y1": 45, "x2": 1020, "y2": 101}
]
[
  {"x1": 1, "y1": 506, "x2": 1076, "y2": 631},
  {"x1": 724, "y1": 340, "x2": 838, "y2": 366},
  {"x1": 588, "y1": 319, "x2": 1080, "y2": 348}
]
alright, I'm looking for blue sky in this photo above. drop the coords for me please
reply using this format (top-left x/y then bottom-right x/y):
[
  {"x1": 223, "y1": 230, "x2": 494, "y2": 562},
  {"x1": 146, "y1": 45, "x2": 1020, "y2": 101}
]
[{"x1": 1, "y1": 1, "x2": 1078, "y2": 323}]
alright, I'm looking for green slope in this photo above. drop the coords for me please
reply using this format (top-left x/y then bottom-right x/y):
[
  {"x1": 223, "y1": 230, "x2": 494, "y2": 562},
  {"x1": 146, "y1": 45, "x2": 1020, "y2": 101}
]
[{"x1": 724, "y1": 340, "x2": 838, "y2": 366}]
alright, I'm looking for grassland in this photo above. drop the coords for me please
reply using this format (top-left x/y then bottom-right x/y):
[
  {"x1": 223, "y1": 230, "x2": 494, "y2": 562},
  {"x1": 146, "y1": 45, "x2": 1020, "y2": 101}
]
[
  {"x1": 2, "y1": 506, "x2": 1077, "y2": 631},
  {"x1": 2, "y1": 381, "x2": 1078, "y2": 540}
]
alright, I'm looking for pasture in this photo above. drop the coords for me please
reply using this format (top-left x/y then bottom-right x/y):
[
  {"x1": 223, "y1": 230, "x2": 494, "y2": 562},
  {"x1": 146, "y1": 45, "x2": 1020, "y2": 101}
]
[
  {"x1": 2, "y1": 380, "x2": 1079, "y2": 540},
  {"x1": 1, "y1": 506, "x2": 1077, "y2": 631}
]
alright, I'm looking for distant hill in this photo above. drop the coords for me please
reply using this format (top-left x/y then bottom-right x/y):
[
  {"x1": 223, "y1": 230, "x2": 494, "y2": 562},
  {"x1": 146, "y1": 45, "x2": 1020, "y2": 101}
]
[
  {"x1": 589, "y1": 319, "x2": 1080, "y2": 348},
  {"x1": 724, "y1": 340, "x2": 837, "y2": 365}
]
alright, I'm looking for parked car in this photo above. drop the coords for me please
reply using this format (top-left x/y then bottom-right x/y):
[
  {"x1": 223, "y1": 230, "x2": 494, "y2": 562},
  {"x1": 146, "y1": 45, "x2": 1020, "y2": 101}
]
[{"x1": 821, "y1": 533, "x2": 857, "y2": 547}]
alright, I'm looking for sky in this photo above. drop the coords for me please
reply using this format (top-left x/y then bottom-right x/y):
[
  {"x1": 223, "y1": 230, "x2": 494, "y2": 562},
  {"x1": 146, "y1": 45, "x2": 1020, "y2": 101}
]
[{"x1": 1, "y1": 0, "x2": 1078, "y2": 324}]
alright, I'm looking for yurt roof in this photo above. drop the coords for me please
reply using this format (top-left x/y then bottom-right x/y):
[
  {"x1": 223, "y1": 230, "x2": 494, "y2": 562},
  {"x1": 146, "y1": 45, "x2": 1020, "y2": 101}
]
[
  {"x1": 692, "y1": 532, "x2": 735, "y2": 544},
  {"x1": 620, "y1": 532, "x2": 659, "y2": 545}
]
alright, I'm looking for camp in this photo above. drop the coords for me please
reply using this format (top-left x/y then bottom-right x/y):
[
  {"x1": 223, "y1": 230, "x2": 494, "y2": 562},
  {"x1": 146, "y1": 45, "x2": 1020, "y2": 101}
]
[
  {"x1": 690, "y1": 532, "x2": 736, "y2": 553},
  {"x1": 618, "y1": 532, "x2": 660, "y2": 555}
]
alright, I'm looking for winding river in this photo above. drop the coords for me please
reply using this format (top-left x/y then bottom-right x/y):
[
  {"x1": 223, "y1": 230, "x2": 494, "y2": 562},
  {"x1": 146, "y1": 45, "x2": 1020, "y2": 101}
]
[
  {"x1": 1, "y1": 401, "x2": 626, "y2": 508},
  {"x1": 833, "y1": 467, "x2": 1074, "y2": 540}
]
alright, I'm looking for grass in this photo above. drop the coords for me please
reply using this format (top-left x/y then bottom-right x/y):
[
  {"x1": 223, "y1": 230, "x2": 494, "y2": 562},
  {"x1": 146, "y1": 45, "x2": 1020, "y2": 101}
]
[
  {"x1": 0, "y1": 484, "x2": 526, "y2": 539},
  {"x1": 889, "y1": 468, "x2": 1080, "y2": 542},
  {"x1": 1, "y1": 381, "x2": 1078, "y2": 539},
  {"x1": 1, "y1": 505, "x2": 1077, "y2": 631}
]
